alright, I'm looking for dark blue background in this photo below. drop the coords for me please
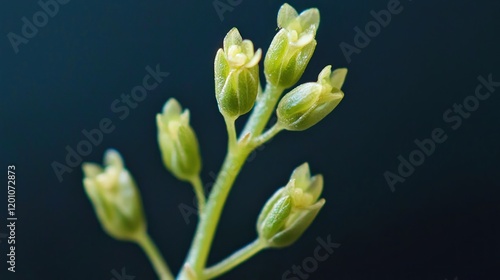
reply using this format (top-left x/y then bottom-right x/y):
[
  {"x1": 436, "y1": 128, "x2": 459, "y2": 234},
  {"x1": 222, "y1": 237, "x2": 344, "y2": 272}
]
[{"x1": 1, "y1": 0, "x2": 499, "y2": 279}]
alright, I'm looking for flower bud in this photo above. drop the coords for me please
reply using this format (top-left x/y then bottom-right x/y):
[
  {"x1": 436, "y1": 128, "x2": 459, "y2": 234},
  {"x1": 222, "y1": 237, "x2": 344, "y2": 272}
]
[
  {"x1": 259, "y1": 195, "x2": 292, "y2": 241},
  {"x1": 215, "y1": 28, "x2": 262, "y2": 118},
  {"x1": 264, "y1": 3, "x2": 320, "y2": 88},
  {"x1": 157, "y1": 98, "x2": 202, "y2": 181},
  {"x1": 82, "y1": 149, "x2": 146, "y2": 241},
  {"x1": 257, "y1": 163, "x2": 325, "y2": 248},
  {"x1": 276, "y1": 65, "x2": 347, "y2": 131}
]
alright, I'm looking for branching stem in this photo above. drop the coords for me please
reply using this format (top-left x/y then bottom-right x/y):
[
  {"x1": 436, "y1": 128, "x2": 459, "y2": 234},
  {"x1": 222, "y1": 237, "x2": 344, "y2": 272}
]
[
  {"x1": 178, "y1": 83, "x2": 284, "y2": 280},
  {"x1": 203, "y1": 239, "x2": 267, "y2": 279}
]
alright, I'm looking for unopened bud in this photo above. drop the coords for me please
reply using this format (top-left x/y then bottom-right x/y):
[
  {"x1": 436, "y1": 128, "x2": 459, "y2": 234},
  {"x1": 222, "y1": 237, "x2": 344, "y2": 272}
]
[
  {"x1": 257, "y1": 163, "x2": 326, "y2": 247},
  {"x1": 264, "y1": 3, "x2": 320, "y2": 88},
  {"x1": 82, "y1": 149, "x2": 146, "y2": 241},
  {"x1": 277, "y1": 65, "x2": 346, "y2": 131},
  {"x1": 215, "y1": 28, "x2": 262, "y2": 118},
  {"x1": 157, "y1": 98, "x2": 202, "y2": 181}
]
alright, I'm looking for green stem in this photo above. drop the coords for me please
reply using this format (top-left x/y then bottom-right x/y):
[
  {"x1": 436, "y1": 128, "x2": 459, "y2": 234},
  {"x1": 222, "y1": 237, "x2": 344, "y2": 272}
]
[
  {"x1": 179, "y1": 147, "x2": 251, "y2": 279},
  {"x1": 137, "y1": 233, "x2": 174, "y2": 280},
  {"x1": 224, "y1": 116, "x2": 237, "y2": 152},
  {"x1": 240, "y1": 83, "x2": 284, "y2": 139},
  {"x1": 203, "y1": 239, "x2": 267, "y2": 279},
  {"x1": 250, "y1": 123, "x2": 283, "y2": 148},
  {"x1": 178, "y1": 83, "x2": 284, "y2": 280},
  {"x1": 189, "y1": 176, "x2": 206, "y2": 214}
]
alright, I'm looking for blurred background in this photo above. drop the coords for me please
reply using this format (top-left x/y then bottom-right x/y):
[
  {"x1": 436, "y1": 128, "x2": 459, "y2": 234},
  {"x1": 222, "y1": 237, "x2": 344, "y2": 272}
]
[{"x1": 1, "y1": 0, "x2": 499, "y2": 279}]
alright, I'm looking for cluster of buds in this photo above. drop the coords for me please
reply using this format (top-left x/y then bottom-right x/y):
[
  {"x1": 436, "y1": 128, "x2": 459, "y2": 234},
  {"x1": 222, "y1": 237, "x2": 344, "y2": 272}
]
[
  {"x1": 83, "y1": 3, "x2": 347, "y2": 274},
  {"x1": 257, "y1": 163, "x2": 325, "y2": 247},
  {"x1": 214, "y1": 3, "x2": 347, "y2": 132}
]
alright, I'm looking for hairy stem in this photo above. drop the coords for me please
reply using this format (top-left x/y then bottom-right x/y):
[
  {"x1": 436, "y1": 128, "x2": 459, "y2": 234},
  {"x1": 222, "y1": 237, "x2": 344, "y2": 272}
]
[
  {"x1": 241, "y1": 83, "x2": 285, "y2": 139},
  {"x1": 203, "y1": 239, "x2": 267, "y2": 279},
  {"x1": 250, "y1": 123, "x2": 283, "y2": 148},
  {"x1": 137, "y1": 233, "x2": 174, "y2": 280}
]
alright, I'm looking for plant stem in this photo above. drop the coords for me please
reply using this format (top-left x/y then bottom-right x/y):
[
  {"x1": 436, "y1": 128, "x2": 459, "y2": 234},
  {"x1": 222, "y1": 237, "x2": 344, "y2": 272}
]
[
  {"x1": 178, "y1": 82, "x2": 284, "y2": 280},
  {"x1": 137, "y1": 233, "x2": 174, "y2": 280},
  {"x1": 203, "y1": 239, "x2": 267, "y2": 279},
  {"x1": 224, "y1": 116, "x2": 237, "y2": 152},
  {"x1": 179, "y1": 147, "x2": 251, "y2": 279},
  {"x1": 189, "y1": 176, "x2": 206, "y2": 214},
  {"x1": 241, "y1": 83, "x2": 285, "y2": 139},
  {"x1": 251, "y1": 123, "x2": 283, "y2": 148}
]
